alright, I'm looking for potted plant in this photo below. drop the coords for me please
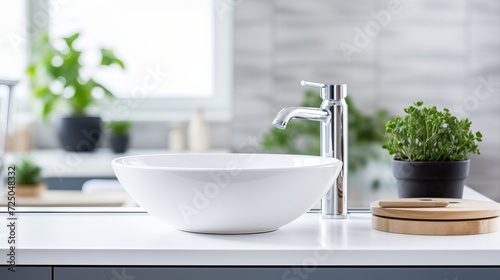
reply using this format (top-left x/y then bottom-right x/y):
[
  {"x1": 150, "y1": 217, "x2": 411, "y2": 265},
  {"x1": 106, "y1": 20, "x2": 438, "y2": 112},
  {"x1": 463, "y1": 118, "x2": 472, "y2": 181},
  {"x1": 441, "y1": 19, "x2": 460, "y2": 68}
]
[
  {"x1": 383, "y1": 101, "x2": 482, "y2": 198},
  {"x1": 107, "y1": 121, "x2": 132, "y2": 154},
  {"x1": 13, "y1": 158, "x2": 46, "y2": 197},
  {"x1": 27, "y1": 32, "x2": 125, "y2": 152}
]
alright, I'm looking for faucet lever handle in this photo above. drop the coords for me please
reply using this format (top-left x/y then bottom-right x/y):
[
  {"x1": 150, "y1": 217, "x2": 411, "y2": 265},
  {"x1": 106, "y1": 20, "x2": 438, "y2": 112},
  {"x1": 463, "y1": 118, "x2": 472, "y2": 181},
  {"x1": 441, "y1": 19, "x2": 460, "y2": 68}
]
[
  {"x1": 300, "y1": 81, "x2": 326, "y2": 89},
  {"x1": 301, "y1": 81, "x2": 347, "y2": 101}
]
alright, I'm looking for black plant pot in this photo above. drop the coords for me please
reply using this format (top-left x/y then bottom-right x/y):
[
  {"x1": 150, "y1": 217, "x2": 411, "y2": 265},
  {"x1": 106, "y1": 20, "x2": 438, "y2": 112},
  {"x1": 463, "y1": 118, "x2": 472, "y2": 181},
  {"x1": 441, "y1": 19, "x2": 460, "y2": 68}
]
[
  {"x1": 56, "y1": 116, "x2": 102, "y2": 152},
  {"x1": 110, "y1": 134, "x2": 129, "y2": 154},
  {"x1": 392, "y1": 159, "x2": 470, "y2": 198}
]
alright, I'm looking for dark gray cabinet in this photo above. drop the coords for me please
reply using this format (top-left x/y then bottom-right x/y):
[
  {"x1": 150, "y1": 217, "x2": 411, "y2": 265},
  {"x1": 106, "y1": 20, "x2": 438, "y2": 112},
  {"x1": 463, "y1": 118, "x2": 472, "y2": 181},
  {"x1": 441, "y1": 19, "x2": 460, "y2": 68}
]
[
  {"x1": 2, "y1": 266, "x2": 498, "y2": 279},
  {"x1": 0, "y1": 266, "x2": 51, "y2": 280},
  {"x1": 53, "y1": 267, "x2": 500, "y2": 280}
]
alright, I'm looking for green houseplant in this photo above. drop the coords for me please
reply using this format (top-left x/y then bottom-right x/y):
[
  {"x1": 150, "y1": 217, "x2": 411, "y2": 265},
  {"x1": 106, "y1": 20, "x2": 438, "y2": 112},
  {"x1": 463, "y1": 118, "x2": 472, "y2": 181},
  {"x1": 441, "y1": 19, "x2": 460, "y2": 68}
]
[
  {"x1": 28, "y1": 32, "x2": 125, "y2": 152},
  {"x1": 383, "y1": 101, "x2": 482, "y2": 198},
  {"x1": 107, "y1": 121, "x2": 132, "y2": 153},
  {"x1": 14, "y1": 158, "x2": 46, "y2": 197}
]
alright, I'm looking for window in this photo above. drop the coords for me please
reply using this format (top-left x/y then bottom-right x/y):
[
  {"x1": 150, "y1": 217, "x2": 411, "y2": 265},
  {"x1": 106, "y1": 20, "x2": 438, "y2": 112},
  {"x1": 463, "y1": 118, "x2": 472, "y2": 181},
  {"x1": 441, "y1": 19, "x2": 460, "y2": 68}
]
[
  {"x1": 52, "y1": 0, "x2": 214, "y2": 99},
  {"x1": 6, "y1": 0, "x2": 233, "y2": 121}
]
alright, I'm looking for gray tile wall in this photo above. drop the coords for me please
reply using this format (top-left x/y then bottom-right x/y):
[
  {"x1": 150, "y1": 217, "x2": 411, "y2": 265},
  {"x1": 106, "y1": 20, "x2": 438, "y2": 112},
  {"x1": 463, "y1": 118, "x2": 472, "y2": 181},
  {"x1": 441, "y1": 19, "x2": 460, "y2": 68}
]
[{"x1": 232, "y1": 0, "x2": 500, "y2": 200}]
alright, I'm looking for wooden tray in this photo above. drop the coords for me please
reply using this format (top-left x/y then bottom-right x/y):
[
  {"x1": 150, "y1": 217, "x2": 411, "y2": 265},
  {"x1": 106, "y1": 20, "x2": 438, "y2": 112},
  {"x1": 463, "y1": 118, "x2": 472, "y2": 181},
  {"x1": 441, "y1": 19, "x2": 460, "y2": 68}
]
[{"x1": 371, "y1": 198, "x2": 500, "y2": 235}]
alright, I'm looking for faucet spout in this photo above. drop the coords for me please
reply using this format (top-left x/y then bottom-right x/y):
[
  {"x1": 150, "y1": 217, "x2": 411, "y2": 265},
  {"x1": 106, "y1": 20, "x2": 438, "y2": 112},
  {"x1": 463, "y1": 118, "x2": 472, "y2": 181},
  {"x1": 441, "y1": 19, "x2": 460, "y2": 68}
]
[{"x1": 272, "y1": 107, "x2": 329, "y2": 130}]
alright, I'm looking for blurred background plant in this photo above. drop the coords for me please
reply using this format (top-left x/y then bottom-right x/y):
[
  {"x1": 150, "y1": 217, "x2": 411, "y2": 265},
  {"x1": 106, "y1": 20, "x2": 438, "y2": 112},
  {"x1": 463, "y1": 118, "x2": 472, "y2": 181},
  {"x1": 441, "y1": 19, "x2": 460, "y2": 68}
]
[
  {"x1": 107, "y1": 121, "x2": 132, "y2": 137},
  {"x1": 261, "y1": 91, "x2": 392, "y2": 173},
  {"x1": 15, "y1": 157, "x2": 42, "y2": 186},
  {"x1": 27, "y1": 32, "x2": 125, "y2": 120},
  {"x1": 107, "y1": 121, "x2": 133, "y2": 154}
]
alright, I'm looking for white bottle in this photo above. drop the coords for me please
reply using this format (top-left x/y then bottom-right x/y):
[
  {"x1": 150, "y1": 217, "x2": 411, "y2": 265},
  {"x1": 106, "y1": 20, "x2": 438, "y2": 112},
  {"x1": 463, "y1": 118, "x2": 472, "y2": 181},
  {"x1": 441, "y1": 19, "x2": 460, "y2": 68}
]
[
  {"x1": 168, "y1": 123, "x2": 185, "y2": 152},
  {"x1": 188, "y1": 109, "x2": 210, "y2": 152}
]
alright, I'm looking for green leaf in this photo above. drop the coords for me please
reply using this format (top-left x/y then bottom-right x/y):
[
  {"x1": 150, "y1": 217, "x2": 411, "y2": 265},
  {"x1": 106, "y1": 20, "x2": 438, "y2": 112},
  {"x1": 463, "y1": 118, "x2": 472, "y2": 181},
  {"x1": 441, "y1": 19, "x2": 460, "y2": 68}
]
[
  {"x1": 41, "y1": 102, "x2": 53, "y2": 120},
  {"x1": 64, "y1": 33, "x2": 80, "y2": 47},
  {"x1": 101, "y1": 48, "x2": 125, "y2": 69}
]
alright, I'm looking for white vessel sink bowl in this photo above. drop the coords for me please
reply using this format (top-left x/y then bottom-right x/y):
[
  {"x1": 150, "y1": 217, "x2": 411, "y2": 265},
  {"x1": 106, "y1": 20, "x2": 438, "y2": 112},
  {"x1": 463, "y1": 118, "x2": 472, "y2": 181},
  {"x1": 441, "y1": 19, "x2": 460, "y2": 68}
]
[{"x1": 112, "y1": 153, "x2": 342, "y2": 234}]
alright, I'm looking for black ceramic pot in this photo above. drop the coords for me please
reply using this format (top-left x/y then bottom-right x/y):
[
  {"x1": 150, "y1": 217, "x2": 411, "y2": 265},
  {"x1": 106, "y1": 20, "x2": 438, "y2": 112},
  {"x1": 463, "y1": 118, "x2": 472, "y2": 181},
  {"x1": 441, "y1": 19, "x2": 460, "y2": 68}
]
[
  {"x1": 392, "y1": 159, "x2": 470, "y2": 198},
  {"x1": 56, "y1": 116, "x2": 102, "y2": 152},
  {"x1": 110, "y1": 134, "x2": 129, "y2": 154}
]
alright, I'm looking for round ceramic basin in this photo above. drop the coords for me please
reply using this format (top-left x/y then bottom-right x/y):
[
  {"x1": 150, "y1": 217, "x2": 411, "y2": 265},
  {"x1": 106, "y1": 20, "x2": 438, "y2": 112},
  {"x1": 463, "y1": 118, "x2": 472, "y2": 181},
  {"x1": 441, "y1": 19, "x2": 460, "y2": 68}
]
[{"x1": 112, "y1": 153, "x2": 342, "y2": 234}]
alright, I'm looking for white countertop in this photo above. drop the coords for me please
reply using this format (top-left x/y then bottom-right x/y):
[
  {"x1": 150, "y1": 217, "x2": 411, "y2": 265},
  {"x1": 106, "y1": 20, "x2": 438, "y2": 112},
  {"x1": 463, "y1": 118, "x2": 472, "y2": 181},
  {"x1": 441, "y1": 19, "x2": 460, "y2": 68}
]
[{"x1": 1, "y1": 188, "x2": 499, "y2": 266}]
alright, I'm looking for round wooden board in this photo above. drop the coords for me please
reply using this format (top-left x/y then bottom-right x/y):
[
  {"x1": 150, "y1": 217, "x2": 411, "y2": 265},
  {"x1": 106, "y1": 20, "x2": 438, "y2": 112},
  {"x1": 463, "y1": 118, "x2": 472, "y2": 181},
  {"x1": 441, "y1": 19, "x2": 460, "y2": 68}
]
[
  {"x1": 371, "y1": 198, "x2": 500, "y2": 220},
  {"x1": 372, "y1": 215, "x2": 500, "y2": 235},
  {"x1": 371, "y1": 199, "x2": 500, "y2": 235}
]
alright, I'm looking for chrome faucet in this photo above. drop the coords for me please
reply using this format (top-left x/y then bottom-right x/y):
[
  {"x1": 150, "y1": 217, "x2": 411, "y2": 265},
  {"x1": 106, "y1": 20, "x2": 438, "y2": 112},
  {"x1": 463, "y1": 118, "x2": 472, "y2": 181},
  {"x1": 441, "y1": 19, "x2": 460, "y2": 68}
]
[
  {"x1": 273, "y1": 81, "x2": 348, "y2": 219},
  {"x1": 0, "y1": 79, "x2": 18, "y2": 193}
]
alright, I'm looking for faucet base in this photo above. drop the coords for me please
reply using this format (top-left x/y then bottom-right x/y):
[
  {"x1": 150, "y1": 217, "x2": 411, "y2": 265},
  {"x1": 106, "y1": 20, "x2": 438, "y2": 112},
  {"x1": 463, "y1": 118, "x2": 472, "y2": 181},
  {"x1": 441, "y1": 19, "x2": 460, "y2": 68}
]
[{"x1": 321, "y1": 214, "x2": 348, "y2": 219}]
